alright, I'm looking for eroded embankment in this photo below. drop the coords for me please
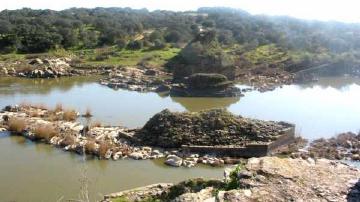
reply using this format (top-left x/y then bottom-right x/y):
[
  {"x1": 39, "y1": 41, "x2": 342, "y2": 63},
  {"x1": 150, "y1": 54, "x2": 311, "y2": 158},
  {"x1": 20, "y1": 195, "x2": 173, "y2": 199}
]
[{"x1": 0, "y1": 105, "x2": 295, "y2": 168}]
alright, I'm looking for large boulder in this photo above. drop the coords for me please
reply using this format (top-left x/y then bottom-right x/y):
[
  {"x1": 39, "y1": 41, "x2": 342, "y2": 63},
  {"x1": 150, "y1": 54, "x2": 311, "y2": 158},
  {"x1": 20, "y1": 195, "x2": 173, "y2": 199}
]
[{"x1": 165, "y1": 155, "x2": 183, "y2": 167}]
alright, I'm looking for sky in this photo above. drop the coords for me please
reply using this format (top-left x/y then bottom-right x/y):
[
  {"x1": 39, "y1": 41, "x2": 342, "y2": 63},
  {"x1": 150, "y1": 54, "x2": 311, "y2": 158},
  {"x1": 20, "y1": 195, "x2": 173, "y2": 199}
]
[{"x1": 2, "y1": 0, "x2": 360, "y2": 23}]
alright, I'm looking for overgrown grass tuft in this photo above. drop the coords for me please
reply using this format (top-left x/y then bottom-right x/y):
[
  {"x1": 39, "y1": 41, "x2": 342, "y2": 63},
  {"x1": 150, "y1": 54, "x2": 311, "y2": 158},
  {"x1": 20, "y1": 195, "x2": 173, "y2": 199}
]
[
  {"x1": 63, "y1": 109, "x2": 77, "y2": 121},
  {"x1": 8, "y1": 118, "x2": 27, "y2": 133},
  {"x1": 85, "y1": 139, "x2": 97, "y2": 155},
  {"x1": 98, "y1": 141, "x2": 112, "y2": 158},
  {"x1": 33, "y1": 124, "x2": 59, "y2": 141}
]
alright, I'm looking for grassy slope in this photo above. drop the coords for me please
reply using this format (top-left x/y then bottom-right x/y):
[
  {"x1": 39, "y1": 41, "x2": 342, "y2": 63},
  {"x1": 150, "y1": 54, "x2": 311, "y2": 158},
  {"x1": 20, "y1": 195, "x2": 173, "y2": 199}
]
[{"x1": 0, "y1": 47, "x2": 181, "y2": 70}]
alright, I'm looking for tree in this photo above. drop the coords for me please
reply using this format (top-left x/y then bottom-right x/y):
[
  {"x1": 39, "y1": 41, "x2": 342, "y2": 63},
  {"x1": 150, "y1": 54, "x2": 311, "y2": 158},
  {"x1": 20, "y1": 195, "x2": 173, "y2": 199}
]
[
  {"x1": 126, "y1": 40, "x2": 143, "y2": 50},
  {"x1": 165, "y1": 30, "x2": 181, "y2": 43},
  {"x1": 149, "y1": 30, "x2": 163, "y2": 42},
  {"x1": 116, "y1": 38, "x2": 127, "y2": 50}
]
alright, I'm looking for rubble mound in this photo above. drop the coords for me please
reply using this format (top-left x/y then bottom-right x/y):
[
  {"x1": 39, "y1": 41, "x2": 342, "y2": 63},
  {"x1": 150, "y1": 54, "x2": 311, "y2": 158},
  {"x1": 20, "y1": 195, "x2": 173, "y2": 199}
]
[{"x1": 136, "y1": 109, "x2": 293, "y2": 148}]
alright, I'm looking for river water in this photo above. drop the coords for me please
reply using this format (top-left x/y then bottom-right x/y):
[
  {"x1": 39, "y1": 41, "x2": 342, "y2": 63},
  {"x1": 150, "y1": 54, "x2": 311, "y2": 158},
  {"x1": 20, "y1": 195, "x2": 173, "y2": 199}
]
[{"x1": 1, "y1": 75, "x2": 360, "y2": 201}]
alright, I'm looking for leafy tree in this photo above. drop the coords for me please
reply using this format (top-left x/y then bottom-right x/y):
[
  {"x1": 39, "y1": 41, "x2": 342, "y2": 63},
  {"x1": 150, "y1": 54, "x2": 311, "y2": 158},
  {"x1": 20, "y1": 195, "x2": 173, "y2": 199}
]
[
  {"x1": 126, "y1": 40, "x2": 143, "y2": 50},
  {"x1": 165, "y1": 30, "x2": 181, "y2": 43}
]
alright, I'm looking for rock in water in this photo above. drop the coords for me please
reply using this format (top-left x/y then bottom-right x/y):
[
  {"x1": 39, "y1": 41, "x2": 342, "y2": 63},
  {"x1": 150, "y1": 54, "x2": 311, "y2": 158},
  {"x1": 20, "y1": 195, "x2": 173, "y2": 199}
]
[
  {"x1": 165, "y1": 155, "x2": 183, "y2": 167},
  {"x1": 129, "y1": 152, "x2": 144, "y2": 160}
]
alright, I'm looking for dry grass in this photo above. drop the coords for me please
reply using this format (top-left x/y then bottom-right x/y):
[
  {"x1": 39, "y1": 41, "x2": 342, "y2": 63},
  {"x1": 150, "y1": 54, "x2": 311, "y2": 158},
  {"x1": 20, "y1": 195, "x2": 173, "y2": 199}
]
[
  {"x1": 63, "y1": 109, "x2": 77, "y2": 121},
  {"x1": 90, "y1": 121, "x2": 102, "y2": 128},
  {"x1": 54, "y1": 103, "x2": 63, "y2": 112},
  {"x1": 29, "y1": 111, "x2": 40, "y2": 117},
  {"x1": 8, "y1": 118, "x2": 27, "y2": 133},
  {"x1": 61, "y1": 134, "x2": 76, "y2": 146},
  {"x1": 33, "y1": 124, "x2": 59, "y2": 141},
  {"x1": 83, "y1": 108, "x2": 92, "y2": 118},
  {"x1": 19, "y1": 102, "x2": 47, "y2": 110},
  {"x1": 98, "y1": 141, "x2": 112, "y2": 158},
  {"x1": 85, "y1": 139, "x2": 98, "y2": 154}
]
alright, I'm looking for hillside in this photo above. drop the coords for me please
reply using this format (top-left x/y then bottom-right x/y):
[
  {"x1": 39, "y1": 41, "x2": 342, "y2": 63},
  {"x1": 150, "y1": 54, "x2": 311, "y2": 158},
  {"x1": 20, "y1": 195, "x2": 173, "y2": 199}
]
[{"x1": 1, "y1": 7, "x2": 360, "y2": 74}]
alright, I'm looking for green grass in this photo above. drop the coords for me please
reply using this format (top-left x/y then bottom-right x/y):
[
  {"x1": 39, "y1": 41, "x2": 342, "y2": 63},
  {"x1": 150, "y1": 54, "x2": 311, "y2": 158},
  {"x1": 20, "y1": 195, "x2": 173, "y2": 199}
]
[
  {"x1": 0, "y1": 53, "x2": 26, "y2": 62},
  {"x1": 244, "y1": 44, "x2": 289, "y2": 65},
  {"x1": 78, "y1": 47, "x2": 180, "y2": 68},
  {"x1": 0, "y1": 47, "x2": 181, "y2": 70}
]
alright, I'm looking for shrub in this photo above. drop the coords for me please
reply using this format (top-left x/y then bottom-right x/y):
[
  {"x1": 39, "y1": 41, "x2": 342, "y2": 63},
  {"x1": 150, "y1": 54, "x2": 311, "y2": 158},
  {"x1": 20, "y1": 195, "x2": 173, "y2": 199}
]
[
  {"x1": 90, "y1": 121, "x2": 102, "y2": 128},
  {"x1": 98, "y1": 141, "x2": 112, "y2": 158},
  {"x1": 116, "y1": 39, "x2": 127, "y2": 50},
  {"x1": 85, "y1": 139, "x2": 97, "y2": 155},
  {"x1": 126, "y1": 40, "x2": 143, "y2": 50},
  {"x1": 54, "y1": 103, "x2": 63, "y2": 112},
  {"x1": 8, "y1": 118, "x2": 27, "y2": 133},
  {"x1": 83, "y1": 108, "x2": 92, "y2": 118},
  {"x1": 60, "y1": 134, "x2": 76, "y2": 146},
  {"x1": 63, "y1": 109, "x2": 77, "y2": 121},
  {"x1": 33, "y1": 124, "x2": 59, "y2": 141}
]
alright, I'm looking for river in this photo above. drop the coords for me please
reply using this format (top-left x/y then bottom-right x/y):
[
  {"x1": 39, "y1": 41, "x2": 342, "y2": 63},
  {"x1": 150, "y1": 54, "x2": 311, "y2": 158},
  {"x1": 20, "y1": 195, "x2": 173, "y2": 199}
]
[{"x1": 0, "y1": 75, "x2": 360, "y2": 201}]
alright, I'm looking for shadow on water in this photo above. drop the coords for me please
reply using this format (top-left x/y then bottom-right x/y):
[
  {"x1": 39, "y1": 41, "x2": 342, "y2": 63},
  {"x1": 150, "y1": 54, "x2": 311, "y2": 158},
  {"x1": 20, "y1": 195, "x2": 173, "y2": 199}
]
[{"x1": 347, "y1": 179, "x2": 360, "y2": 202}]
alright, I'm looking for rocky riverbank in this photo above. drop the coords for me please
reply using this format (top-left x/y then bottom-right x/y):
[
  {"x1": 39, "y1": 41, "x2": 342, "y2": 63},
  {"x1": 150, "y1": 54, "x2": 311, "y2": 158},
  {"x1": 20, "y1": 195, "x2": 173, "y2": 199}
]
[
  {"x1": 0, "y1": 105, "x2": 296, "y2": 168},
  {"x1": 0, "y1": 57, "x2": 104, "y2": 78},
  {"x1": 102, "y1": 156, "x2": 360, "y2": 202},
  {"x1": 99, "y1": 67, "x2": 172, "y2": 92},
  {"x1": 237, "y1": 68, "x2": 295, "y2": 92},
  {"x1": 290, "y1": 132, "x2": 360, "y2": 161},
  {"x1": 0, "y1": 56, "x2": 299, "y2": 95}
]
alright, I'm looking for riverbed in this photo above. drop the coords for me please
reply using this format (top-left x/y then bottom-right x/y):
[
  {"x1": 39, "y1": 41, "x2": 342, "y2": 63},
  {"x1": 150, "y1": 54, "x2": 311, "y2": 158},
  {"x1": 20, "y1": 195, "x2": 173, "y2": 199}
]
[{"x1": 1, "y1": 75, "x2": 360, "y2": 201}]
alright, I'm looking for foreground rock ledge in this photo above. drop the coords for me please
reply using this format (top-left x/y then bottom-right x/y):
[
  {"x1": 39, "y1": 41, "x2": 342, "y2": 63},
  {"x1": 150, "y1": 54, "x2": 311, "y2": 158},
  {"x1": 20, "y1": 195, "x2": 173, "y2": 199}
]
[{"x1": 102, "y1": 156, "x2": 360, "y2": 202}]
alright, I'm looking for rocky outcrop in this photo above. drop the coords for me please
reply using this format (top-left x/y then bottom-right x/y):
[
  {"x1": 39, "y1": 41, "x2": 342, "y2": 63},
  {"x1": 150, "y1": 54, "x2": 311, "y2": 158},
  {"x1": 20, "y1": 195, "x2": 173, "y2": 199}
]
[
  {"x1": 20, "y1": 58, "x2": 74, "y2": 78},
  {"x1": 105, "y1": 157, "x2": 360, "y2": 202},
  {"x1": 102, "y1": 183, "x2": 173, "y2": 202},
  {"x1": 291, "y1": 132, "x2": 360, "y2": 161},
  {"x1": 169, "y1": 31, "x2": 236, "y2": 81},
  {"x1": 170, "y1": 73, "x2": 242, "y2": 97},
  {"x1": 219, "y1": 157, "x2": 360, "y2": 202},
  {"x1": 99, "y1": 67, "x2": 171, "y2": 92},
  {"x1": 237, "y1": 68, "x2": 295, "y2": 92},
  {"x1": 135, "y1": 108, "x2": 294, "y2": 148}
]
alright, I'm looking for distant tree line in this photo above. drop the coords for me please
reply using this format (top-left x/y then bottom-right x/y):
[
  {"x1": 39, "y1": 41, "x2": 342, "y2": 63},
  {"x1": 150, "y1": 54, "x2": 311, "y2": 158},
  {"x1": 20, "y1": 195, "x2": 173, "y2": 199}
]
[{"x1": 1, "y1": 7, "x2": 360, "y2": 56}]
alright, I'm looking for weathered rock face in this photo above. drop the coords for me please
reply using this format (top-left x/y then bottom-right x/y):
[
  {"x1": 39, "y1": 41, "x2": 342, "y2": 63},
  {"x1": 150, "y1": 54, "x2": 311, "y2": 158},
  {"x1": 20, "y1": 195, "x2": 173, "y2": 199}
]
[
  {"x1": 135, "y1": 109, "x2": 293, "y2": 148},
  {"x1": 170, "y1": 73, "x2": 242, "y2": 97}
]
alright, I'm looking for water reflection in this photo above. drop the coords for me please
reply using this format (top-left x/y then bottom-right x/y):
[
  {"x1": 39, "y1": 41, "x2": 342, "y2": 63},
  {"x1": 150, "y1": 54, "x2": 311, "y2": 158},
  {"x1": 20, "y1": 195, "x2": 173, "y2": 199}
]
[
  {"x1": 170, "y1": 96, "x2": 240, "y2": 111},
  {"x1": 0, "y1": 76, "x2": 101, "y2": 95},
  {"x1": 300, "y1": 76, "x2": 360, "y2": 89}
]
